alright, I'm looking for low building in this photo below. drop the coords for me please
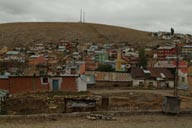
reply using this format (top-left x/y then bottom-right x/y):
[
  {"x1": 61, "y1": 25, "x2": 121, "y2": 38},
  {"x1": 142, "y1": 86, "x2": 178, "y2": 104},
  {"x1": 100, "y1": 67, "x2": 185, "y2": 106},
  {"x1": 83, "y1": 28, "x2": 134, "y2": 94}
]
[
  {"x1": 81, "y1": 74, "x2": 96, "y2": 87},
  {"x1": 155, "y1": 46, "x2": 176, "y2": 60},
  {"x1": 86, "y1": 71, "x2": 132, "y2": 88},
  {"x1": 0, "y1": 76, "x2": 87, "y2": 94},
  {"x1": 95, "y1": 50, "x2": 108, "y2": 63},
  {"x1": 131, "y1": 67, "x2": 145, "y2": 87},
  {"x1": 146, "y1": 68, "x2": 174, "y2": 88},
  {"x1": 5, "y1": 51, "x2": 21, "y2": 61},
  {"x1": 181, "y1": 45, "x2": 192, "y2": 55}
]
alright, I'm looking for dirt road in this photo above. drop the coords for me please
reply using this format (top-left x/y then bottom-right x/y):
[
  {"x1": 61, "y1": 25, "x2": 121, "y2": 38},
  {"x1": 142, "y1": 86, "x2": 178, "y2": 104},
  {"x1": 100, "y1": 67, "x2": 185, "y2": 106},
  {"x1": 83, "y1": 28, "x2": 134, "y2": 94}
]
[
  {"x1": 0, "y1": 114, "x2": 192, "y2": 128},
  {"x1": 90, "y1": 89, "x2": 174, "y2": 96}
]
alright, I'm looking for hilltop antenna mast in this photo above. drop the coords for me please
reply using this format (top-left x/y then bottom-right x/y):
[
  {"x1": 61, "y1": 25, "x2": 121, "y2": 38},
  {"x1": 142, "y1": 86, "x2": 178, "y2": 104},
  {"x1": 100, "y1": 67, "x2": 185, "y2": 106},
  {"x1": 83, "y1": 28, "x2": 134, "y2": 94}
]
[
  {"x1": 83, "y1": 12, "x2": 85, "y2": 23},
  {"x1": 80, "y1": 9, "x2": 83, "y2": 23}
]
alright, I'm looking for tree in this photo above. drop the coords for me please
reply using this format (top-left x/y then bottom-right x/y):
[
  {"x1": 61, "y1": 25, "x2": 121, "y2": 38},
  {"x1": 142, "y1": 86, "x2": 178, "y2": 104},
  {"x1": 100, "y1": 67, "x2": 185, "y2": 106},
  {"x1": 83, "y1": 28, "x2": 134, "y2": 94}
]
[
  {"x1": 138, "y1": 49, "x2": 147, "y2": 68},
  {"x1": 96, "y1": 64, "x2": 114, "y2": 72},
  {"x1": 171, "y1": 28, "x2": 174, "y2": 35}
]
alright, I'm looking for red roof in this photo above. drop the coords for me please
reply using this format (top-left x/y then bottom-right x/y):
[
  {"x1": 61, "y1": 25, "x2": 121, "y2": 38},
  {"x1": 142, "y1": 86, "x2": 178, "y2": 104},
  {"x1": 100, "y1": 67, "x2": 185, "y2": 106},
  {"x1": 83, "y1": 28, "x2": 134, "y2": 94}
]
[
  {"x1": 147, "y1": 67, "x2": 174, "y2": 79},
  {"x1": 131, "y1": 67, "x2": 145, "y2": 78},
  {"x1": 28, "y1": 56, "x2": 47, "y2": 65},
  {"x1": 172, "y1": 61, "x2": 188, "y2": 67},
  {"x1": 179, "y1": 68, "x2": 188, "y2": 74}
]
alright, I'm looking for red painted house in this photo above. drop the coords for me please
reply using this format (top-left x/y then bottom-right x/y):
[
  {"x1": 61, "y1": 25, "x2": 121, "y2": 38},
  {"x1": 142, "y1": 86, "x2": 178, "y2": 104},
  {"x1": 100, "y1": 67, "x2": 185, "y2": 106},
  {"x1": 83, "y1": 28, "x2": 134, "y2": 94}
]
[
  {"x1": 0, "y1": 76, "x2": 87, "y2": 94},
  {"x1": 155, "y1": 46, "x2": 176, "y2": 60}
]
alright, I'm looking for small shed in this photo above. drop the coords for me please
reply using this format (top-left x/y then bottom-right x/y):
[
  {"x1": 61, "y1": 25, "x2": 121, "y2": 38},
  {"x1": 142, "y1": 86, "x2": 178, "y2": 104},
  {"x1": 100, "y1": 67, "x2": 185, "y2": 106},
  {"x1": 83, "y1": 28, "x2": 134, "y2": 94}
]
[
  {"x1": 162, "y1": 96, "x2": 180, "y2": 114},
  {"x1": 64, "y1": 97, "x2": 97, "y2": 113}
]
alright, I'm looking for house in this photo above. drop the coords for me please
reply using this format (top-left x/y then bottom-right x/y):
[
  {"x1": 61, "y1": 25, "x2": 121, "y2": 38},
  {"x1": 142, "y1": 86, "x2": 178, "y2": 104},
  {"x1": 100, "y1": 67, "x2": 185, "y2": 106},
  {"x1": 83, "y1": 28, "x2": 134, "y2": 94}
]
[
  {"x1": 34, "y1": 44, "x2": 45, "y2": 50},
  {"x1": 0, "y1": 75, "x2": 87, "y2": 94},
  {"x1": 84, "y1": 56, "x2": 98, "y2": 71},
  {"x1": 162, "y1": 33, "x2": 172, "y2": 40},
  {"x1": 154, "y1": 61, "x2": 175, "y2": 68},
  {"x1": 28, "y1": 55, "x2": 47, "y2": 66},
  {"x1": 0, "y1": 46, "x2": 8, "y2": 54},
  {"x1": 5, "y1": 51, "x2": 21, "y2": 61},
  {"x1": 123, "y1": 48, "x2": 138, "y2": 57},
  {"x1": 0, "y1": 75, "x2": 9, "y2": 91},
  {"x1": 154, "y1": 60, "x2": 188, "y2": 88},
  {"x1": 155, "y1": 46, "x2": 176, "y2": 60},
  {"x1": 108, "y1": 49, "x2": 117, "y2": 60},
  {"x1": 95, "y1": 50, "x2": 108, "y2": 63},
  {"x1": 85, "y1": 71, "x2": 132, "y2": 88},
  {"x1": 181, "y1": 45, "x2": 192, "y2": 55},
  {"x1": 181, "y1": 45, "x2": 192, "y2": 60},
  {"x1": 57, "y1": 45, "x2": 66, "y2": 52},
  {"x1": 131, "y1": 67, "x2": 145, "y2": 87},
  {"x1": 145, "y1": 68, "x2": 174, "y2": 88},
  {"x1": 154, "y1": 60, "x2": 188, "y2": 69},
  {"x1": 63, "y1": 61, "x2": 85, "y2": 75},
  {"x1": 145, "y1": 48, "x2": 153, "y2": 58},
  {"x1": 178, "y1": 68, "x2": 188, "y2": 87},
  {"x1": 103, "y1": 44, "x2": 112, "y2": 49},
  {"x1": 188, "y1": 66, "x2": 192, "y2": 93},
  {"x1": 131, "y1": 67, "x2": 174, "y2": 88},
  {"x1": 72, "y1": 52, "x2": 81, "y2": 60},
  {"x1": 89, "y1": 44, "x2": 99, "y2": 51},
  {"x1": 81, "y1": 74, "x2": 96, "y2": 87}
]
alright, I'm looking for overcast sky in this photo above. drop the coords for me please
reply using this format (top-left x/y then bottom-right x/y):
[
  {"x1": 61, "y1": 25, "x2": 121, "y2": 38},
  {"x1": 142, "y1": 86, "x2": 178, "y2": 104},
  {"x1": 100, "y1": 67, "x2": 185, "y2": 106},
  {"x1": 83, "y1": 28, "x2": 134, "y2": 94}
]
[{"x1": 0, "y1": 0, "x2": 191, "y2": 34}]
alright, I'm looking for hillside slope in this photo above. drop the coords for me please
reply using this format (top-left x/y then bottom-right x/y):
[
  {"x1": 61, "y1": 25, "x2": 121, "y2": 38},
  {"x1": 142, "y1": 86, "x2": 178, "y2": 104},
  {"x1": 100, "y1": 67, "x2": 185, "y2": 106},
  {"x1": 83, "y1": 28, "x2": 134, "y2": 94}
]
[{"x1": 0, "y1": 22, "x2": 156, "y2": 48}]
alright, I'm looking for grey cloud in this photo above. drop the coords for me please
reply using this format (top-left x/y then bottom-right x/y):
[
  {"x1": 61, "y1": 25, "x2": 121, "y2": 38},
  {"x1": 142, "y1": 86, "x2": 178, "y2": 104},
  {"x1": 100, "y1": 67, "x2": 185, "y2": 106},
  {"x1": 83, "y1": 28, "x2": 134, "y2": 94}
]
[{"x1": 0, "y1": 0, "x2": 191, "y2": 34}]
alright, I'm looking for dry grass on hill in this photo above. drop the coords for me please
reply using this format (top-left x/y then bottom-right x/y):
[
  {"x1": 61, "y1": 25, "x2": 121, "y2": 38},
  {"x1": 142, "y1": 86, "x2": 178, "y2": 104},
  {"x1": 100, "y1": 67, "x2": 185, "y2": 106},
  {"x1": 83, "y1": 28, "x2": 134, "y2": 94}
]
[{"x1": 0, "y1": 22, "x2": 160, "y2": 48}]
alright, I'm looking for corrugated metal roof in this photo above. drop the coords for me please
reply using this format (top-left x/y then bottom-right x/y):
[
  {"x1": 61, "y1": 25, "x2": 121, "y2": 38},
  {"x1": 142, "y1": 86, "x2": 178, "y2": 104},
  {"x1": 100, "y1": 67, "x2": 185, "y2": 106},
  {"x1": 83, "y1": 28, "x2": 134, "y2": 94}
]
[
  {"x1": 0, "y1": 89, "x2": 9, "y2": 97},
  {"x1": 85, "y1": 71, "x2": 132, "y2": 82},
  {"x1": 0, "y1": 75, "x2": 9, "y2": 79},
  {"x1": 6, "y1": 51, "x2": 20, "y2": 55},
  {"x1": 147, "y1": 67, "x2": 174, "y2": 79}
]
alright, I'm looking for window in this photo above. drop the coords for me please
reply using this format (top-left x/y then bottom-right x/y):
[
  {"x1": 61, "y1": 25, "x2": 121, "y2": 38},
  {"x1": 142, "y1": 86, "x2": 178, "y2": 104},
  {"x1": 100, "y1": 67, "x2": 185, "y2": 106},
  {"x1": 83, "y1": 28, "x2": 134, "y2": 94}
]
[
  {"x1": 166, "y1": 83, "x2": 169, "y2": 88},
  {"x1": 139, "y1": 82, "x2": 144, "y2": 87},
  {"x1": 86, "y1": 77, "x2": 90, "y2": 82},
  {"x1": 149, "y1": 82, "x2": 153, "y2": 87},
  {"x1": 42, "y1": 77, "x2": 48, "y2": 84},
  {"x1": 182, "y1": 77, "x2": 185, "y2": 82}
]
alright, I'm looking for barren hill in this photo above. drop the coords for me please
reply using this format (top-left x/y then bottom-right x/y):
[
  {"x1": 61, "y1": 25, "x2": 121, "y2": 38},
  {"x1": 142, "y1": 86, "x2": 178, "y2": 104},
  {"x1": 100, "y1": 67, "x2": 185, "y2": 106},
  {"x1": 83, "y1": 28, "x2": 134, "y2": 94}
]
[{"x1": 0, "y1": 22, "x2": 157, "y2": 48}]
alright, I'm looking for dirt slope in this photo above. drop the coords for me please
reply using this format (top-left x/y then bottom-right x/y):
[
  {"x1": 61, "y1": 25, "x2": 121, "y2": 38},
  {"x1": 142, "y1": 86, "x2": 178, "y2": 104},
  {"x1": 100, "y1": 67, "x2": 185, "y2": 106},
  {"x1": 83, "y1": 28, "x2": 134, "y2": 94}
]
[{"x1": 0, "y1": 22, "x2": 156, "y2": 48}]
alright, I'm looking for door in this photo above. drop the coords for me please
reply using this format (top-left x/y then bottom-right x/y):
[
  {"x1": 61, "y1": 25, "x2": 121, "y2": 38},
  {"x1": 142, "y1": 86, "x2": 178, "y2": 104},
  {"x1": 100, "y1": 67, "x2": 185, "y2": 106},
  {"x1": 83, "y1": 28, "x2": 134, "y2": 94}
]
[{"x1": 52, "y1": 80, "x2": 59, "y2": 91}]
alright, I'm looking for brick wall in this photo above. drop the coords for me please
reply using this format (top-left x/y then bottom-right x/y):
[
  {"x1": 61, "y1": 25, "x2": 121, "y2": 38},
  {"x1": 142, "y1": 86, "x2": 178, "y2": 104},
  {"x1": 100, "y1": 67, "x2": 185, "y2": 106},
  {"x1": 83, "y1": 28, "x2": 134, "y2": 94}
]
[
  {"x1": 0, "y1": 76, "x2": 79, "y2": 94},
  {"x1": 0, "y1": 79, "x2": 9, "y2": 91},
  {"x1": 9, "y1": 77, "x2": 49, "y2": 94},
  {"x1": 60, "y1": 77, "x2": 77, "y2": 92}
]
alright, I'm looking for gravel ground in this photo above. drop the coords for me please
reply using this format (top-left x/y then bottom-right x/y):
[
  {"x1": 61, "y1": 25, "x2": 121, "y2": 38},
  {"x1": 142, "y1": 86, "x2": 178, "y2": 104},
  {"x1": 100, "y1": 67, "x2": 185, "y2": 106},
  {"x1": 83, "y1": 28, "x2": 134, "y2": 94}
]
[{"x1": 0, "y1": 114, "x2": 192, "y2": 128}]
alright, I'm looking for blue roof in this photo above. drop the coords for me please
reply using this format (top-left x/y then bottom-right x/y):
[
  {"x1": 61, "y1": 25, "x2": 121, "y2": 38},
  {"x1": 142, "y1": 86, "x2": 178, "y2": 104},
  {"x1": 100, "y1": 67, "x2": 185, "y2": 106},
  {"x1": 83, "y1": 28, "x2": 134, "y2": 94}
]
[
  {"x1": 81, "y1": 75, "x2": 96, "y2": 85},
  {"x1": 6, "y1": 51, "x2": 20, "y2": 55},
  {"x1": 0, "y1": 75, "x2": 9, "y2": 79}
]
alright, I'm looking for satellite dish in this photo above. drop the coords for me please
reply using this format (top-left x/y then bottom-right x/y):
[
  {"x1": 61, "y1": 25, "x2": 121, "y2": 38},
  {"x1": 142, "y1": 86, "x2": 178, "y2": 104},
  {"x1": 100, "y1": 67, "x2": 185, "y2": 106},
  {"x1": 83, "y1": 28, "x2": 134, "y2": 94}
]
[{"x1": 126, "y1": 64, "x2": 131, "y2": 69}]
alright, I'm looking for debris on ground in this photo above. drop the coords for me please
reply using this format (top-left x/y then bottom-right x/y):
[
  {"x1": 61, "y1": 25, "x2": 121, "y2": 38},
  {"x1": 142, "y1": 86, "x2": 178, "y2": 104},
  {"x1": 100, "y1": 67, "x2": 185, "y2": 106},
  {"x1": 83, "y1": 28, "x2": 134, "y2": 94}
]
[{"x1": 86, "y1": 114, "x2": 116, "y2": 121}]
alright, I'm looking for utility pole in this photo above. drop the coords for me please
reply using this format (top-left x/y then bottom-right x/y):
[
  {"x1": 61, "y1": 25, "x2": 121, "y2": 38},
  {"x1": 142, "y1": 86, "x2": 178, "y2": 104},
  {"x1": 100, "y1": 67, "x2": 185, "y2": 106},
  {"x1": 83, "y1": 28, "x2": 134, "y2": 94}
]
[{"x1": 174, "y1": 43, "x2": 179, "y2": 97}]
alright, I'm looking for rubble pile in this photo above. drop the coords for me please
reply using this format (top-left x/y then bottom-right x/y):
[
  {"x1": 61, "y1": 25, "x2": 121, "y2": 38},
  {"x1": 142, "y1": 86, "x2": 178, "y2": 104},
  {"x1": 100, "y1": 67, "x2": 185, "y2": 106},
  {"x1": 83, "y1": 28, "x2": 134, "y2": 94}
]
[{"x1": 86, "y1": 114, "x2": 116, "y2": 121}]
